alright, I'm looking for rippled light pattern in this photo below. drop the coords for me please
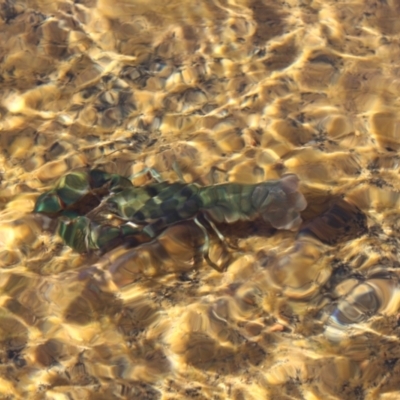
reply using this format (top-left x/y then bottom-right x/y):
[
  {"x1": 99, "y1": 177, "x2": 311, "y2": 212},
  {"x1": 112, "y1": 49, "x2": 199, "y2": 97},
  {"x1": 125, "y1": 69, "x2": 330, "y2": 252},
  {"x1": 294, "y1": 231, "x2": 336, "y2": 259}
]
[{"x1": 1, "y1": 0, "x2": 400, "y2": 399}]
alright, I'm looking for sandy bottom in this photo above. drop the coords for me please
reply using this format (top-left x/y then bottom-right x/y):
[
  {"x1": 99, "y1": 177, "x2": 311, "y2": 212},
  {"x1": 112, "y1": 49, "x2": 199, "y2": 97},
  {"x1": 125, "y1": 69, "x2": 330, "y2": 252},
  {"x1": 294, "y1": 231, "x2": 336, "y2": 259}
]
[{"x1": 1, "y1": 0, "x2": 400, "y2": 398}]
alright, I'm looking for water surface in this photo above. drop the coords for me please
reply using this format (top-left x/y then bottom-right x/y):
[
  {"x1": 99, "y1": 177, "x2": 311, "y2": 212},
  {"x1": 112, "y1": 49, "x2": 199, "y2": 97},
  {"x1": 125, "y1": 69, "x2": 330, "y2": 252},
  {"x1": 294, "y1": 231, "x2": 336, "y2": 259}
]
[{"x1": 1, "y1": 0, "x2": 400, "y2": 399}]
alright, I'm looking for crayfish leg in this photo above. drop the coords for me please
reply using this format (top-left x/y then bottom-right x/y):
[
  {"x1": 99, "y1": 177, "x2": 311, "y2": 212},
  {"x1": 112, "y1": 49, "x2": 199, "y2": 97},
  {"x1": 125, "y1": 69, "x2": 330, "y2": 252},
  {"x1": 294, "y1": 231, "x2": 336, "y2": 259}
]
[
  {"x1": 202, "y1": 212, "x2": 239, "y2": 251},
  {"x1": 194, "y1": 216, "x2": 224, "y2": 272}
]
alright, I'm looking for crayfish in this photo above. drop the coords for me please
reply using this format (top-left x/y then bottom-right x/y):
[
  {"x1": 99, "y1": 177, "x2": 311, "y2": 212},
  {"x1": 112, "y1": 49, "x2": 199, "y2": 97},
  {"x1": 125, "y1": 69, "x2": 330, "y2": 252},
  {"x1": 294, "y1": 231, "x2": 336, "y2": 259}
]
[{"x1": 34, "y1": 168, "x2": 307, "y2": 271}]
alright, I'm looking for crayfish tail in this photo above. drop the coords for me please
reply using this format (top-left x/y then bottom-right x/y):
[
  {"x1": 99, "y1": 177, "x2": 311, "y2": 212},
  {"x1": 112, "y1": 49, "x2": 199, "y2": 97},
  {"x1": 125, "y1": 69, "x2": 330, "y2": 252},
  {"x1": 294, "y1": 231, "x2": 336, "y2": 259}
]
[
  {"x1": 262, "y1": 174, "x2": 307, "y2": 231},
  {"x1": 279, "y1": 174, "x2": 301, "y2": 193}
]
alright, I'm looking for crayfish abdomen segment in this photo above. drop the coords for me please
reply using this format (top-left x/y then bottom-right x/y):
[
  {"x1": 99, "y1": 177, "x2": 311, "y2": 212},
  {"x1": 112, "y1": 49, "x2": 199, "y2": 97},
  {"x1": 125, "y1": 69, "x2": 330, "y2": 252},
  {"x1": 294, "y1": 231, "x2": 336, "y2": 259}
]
[{"x1": 199, "y1": 175, "x2": 307, "y2": 230}]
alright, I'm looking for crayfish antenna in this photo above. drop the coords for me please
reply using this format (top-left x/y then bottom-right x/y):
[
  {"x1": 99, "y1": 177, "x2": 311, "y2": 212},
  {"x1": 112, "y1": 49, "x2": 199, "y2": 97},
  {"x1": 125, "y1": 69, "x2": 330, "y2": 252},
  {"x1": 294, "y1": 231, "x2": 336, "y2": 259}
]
[
  {"x1": 130, "y1": 163, "x2": 188, "y2": 184},
  {"x1": 129, "y1": 167, "x2": 164, "y2": 183}
]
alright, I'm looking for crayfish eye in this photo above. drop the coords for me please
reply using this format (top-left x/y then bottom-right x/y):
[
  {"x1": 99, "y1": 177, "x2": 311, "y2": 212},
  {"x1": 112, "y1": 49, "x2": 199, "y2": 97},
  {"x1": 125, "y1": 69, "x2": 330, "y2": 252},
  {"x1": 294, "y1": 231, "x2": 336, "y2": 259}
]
[{"x1": 33, "y1": 192, "x2": 63, "y2": 214}]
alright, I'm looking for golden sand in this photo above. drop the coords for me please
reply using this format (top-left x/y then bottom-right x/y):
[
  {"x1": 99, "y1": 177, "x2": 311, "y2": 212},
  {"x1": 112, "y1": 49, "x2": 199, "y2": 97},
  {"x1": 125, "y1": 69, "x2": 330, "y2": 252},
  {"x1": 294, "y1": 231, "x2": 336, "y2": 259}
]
[{"x1": 1, "y1": 0, "x2": 400, "y2": 398}]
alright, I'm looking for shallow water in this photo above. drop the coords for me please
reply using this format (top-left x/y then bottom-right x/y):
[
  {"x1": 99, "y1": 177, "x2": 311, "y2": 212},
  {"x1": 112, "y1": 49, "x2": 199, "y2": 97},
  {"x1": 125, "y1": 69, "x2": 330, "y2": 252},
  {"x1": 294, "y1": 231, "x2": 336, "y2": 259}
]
[{"x1": 1, "y1": 0, "x2": 400, "y2": 398}]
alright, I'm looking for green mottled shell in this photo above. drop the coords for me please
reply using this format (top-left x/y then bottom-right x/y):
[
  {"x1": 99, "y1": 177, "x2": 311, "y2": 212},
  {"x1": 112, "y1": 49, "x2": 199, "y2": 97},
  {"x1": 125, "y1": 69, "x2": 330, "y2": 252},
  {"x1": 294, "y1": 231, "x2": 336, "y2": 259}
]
[
  {"x1": 34, "y1": 169, "x2": 134, "y2": 216},
  {"x1": 89, "y1": 169, "x2": 133, "y2": 191},
  {"x1": 34, "y1": 172, "x2": 91, "y2": 215},
  {"x1": 56, "y1": 172, "x2": 91, "y2": 206},
  {"x1": 199, "y1": 183, "x2": 258, "y2": 223},
  {"x1": 107, "y1": 182, "x2": 201, "y2": 237},
  {"x1": 33, "y1": 192, "x2": 64, "y2": 214},
  {"x1": 58, "y1": 214, "x2": 143, "y2": 253},
  {"x1": 58, "y1": 213, "x2": 91, "y2": 253},
  {"x1": 35, "y1": 168, "x2": 306, "y2": 253},
  {"x1": 105, "y1": 182, "x2": 202, "y2": 230}
]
